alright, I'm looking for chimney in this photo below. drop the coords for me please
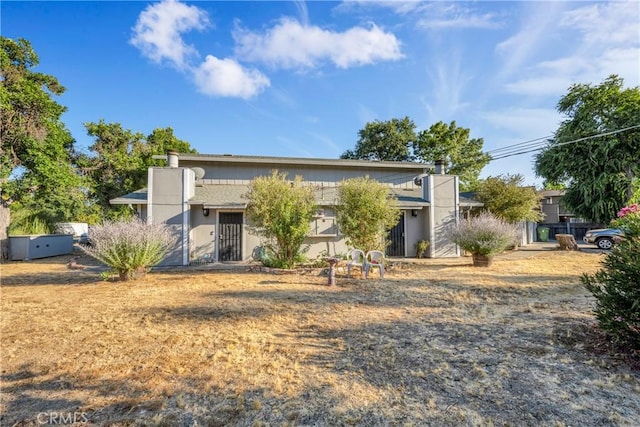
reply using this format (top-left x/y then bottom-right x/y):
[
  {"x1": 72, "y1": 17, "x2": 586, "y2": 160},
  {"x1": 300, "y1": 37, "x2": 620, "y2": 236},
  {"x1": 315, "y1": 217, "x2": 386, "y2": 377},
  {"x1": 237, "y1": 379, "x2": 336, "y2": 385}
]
[
  {"x1": 167, "y1": 150, "x2": 179, "y2": 168},
  {"x1": 435, "y1": 159, "x2": 446, "y2": 175}
]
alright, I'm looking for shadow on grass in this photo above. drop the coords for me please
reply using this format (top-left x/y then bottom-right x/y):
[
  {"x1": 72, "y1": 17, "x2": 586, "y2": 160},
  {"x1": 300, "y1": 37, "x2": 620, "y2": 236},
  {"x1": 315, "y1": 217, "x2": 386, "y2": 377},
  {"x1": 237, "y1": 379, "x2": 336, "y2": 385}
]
[
  {"x1": 0, "y1": 364, "x2": 157, "y2": 426},
  {"x1": 297, "y1": 314, "x2": 639, "y2": 426}
]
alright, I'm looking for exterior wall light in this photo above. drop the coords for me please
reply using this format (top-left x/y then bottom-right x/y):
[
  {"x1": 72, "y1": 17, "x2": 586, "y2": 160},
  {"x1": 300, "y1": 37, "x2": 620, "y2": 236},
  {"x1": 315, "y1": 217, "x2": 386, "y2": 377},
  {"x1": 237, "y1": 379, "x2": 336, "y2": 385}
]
[{"x1": 202, "y1": 207, "x2": 210, "y2": 217}]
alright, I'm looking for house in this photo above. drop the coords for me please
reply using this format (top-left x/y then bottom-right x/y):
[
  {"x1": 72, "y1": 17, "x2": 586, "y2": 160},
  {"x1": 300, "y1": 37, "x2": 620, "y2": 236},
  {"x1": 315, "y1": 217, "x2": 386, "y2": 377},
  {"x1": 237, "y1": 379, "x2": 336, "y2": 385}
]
[
  {"x1": 110, "y1": 151, "x2": 482, "y2": 266},
  {"x1": 539, "y1": 190, "x2": 579, "y2": 223},
  {"x1": 538, "y1": 189, "x2": 601, "y2": 242}
]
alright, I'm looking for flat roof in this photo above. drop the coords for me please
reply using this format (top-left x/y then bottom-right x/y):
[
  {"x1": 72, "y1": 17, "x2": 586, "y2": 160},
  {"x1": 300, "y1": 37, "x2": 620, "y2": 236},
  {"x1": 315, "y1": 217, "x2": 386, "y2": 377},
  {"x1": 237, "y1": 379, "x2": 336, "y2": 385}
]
[{"x1": 154, "y1": 153, "x2": 433, "y2": 170}]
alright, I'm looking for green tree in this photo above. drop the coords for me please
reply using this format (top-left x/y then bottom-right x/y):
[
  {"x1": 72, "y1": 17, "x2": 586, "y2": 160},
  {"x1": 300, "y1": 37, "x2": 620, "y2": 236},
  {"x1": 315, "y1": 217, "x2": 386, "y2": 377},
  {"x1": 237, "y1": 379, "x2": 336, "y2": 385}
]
[
  {"x1": 535, "y1": 75, "x2": 640, "y2": 224},
  {"x1": 475, "y1": 174, "x2": 543, "y2": 223},
  {"x1": 335, "y1": 176, "x2": 400, "y2": 253},
  {"x1": 341, "y1": 117, "x2": 416, "y2": 161},
  {"x1": 244, "y1": 171, "x2": 317, "y2": 269},
  {"x1": 78, "y1": 121, "x2": 196, "y2": 218},
  {"x1": 413, "y1": 121, "x2": 490, "y2": 191},
  {"x1": 1, "y1": 37, "x2": 87, "y2": 247},
  {"x1": 7, "y1": 122, "x2": 89, "y2": 233}
]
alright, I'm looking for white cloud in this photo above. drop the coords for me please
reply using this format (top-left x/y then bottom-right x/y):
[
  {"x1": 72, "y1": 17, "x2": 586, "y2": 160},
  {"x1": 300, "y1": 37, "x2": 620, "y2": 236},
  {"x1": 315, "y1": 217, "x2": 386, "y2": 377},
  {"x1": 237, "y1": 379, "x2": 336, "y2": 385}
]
[
  {"x1": 504, "y1": 76, "x2": 574, "y2": 97},
  {"x1": 193, "y1": 56, "x2": 270, "y2": 99},
  {"x1": 418, "y1": 13, "x2": 502, "y2": 30},
  {"x1": 481, "y1": 108, "x2": 561, "y2": 138},
  {"x1": 130, "y1": 0, "x2": 209, "y2": 69},
  {"x1": 233, "y1": 18, "x2": 403, "y2": 70},
  {"x1": 335, "y1": 1, "x2": 425, "y2": 16},
  {"x1": 422, "y1": 51, "x2": 471, "y2": 123},
  {"x1": 131, "y1": 0, "x2": 270, "y2": 99},
  {"x1": 495, "y1": 2, "x2": 567, "y2": 80},
  {"x1": 417, "y1": 3, "x2": 504, "y2": 30},
  {"x1": 294, "y1": 0, "x2": 309, "y2": 27},
  {"x1": 501, "y1": 1, "x2": 640, "y2": 97},
  {"x1": 560, "y1": 1, "x2": 640, "y2": 46}
]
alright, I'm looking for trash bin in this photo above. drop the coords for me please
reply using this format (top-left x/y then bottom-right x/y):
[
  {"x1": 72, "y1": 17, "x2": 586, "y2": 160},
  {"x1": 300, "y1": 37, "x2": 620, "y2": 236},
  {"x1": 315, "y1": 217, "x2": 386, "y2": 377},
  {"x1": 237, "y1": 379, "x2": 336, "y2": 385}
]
[{"x1": 537, "y1": 226, "x2": 550, "y2": 242}]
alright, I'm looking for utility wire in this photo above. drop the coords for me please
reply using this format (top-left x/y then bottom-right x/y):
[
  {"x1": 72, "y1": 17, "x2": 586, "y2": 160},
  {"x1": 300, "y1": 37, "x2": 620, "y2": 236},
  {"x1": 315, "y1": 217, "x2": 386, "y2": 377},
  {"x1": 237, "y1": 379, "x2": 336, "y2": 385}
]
[
  {"x1": 487, "y1": 124, "x2": 640, "y2": 161},
  {"x1": 485, "y1": 135, "x2": 551, "y2": 155}
]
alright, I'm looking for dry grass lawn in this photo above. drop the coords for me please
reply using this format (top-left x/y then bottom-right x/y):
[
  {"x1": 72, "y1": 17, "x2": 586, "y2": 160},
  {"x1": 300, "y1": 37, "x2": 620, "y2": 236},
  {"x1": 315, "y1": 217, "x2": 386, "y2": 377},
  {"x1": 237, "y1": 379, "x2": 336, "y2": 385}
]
[{"x1": 1, "y1": 249, "x2": 639, "y2": 426}]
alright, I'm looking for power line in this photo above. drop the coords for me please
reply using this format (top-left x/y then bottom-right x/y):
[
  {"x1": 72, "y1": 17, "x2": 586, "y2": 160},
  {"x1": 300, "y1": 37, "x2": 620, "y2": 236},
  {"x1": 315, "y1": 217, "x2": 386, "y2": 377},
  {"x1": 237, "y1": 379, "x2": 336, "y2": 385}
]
[
  {"x1": 488, "y1": 125, "x2": 640, "y2": 161},
  {"x1": 485, "y1": 135, "x2": 551, "y2": 155}
]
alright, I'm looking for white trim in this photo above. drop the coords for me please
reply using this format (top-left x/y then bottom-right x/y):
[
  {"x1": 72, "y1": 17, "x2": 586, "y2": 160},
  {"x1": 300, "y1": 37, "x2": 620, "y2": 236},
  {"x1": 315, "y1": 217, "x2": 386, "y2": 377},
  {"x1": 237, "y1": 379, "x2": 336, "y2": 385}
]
[
  {"x1": 182, "y1": 169, "x2": 191, "y2": 266},
  {"x1": 403, "y1": 211, "x2": 408, "y2": 257},
  {"x1": 454, "y1": 176, "x2": 460, "y2": 257},
  {"x1": 427, "y1": 176, "x2": 436, "y2": 258},
  {"x1": 214, "y1": 210, "x2": 220, "y2": 263},
  {"x1": 147, "y1": 168, "x2": 154, "y2": 222}
]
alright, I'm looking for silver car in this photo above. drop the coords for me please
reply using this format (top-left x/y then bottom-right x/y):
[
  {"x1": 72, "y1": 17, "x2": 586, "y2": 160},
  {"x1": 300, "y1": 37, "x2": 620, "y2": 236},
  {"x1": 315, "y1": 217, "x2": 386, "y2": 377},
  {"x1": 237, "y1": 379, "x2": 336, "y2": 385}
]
[{"x1": 583, "y1": 228, "x2": 624, "y2": 249}]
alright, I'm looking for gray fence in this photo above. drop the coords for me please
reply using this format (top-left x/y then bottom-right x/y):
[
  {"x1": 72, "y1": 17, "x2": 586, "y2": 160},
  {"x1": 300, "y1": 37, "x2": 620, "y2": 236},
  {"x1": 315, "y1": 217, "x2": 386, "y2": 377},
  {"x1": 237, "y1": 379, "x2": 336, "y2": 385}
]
[{"x1": 537, "y1": 223, "x2": 604, "y2": 242}]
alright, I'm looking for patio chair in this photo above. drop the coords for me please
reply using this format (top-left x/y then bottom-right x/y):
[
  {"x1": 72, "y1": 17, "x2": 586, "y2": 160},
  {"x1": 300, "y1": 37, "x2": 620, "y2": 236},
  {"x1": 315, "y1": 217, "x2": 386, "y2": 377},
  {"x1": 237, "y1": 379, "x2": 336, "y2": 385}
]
[
  {"x1": 365, "y1": 250, "x2": 385, "y2": 279},
  {"x1": 346, "y1": 249, "x2": 366, "y2": 278}
]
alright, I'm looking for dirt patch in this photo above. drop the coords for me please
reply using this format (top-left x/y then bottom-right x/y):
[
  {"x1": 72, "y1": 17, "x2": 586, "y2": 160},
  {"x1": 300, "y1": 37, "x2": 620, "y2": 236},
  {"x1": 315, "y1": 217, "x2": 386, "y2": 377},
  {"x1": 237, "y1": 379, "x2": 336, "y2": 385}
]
[{"x1": 1, "y1": 251, "x2": 638, "y2": 426}]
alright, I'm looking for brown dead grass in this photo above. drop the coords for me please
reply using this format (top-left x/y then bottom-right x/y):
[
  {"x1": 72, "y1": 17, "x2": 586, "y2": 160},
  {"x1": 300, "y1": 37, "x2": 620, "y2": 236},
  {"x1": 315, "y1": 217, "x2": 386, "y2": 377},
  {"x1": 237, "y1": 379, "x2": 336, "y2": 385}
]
[{"x1": 1, "y1": 250, "x2": 639, "y2": 426}]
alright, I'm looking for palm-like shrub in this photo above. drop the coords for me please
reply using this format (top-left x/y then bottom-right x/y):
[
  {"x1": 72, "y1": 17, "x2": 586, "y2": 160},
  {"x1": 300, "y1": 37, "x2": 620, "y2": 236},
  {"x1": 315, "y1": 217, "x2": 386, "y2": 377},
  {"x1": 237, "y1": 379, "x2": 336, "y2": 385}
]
[
  {"x1": 448, "y1": 212, "x2": 519, "y2": 258},
  {"x1": 82, "y1": 219, "x2": 174, "y2": 281}
]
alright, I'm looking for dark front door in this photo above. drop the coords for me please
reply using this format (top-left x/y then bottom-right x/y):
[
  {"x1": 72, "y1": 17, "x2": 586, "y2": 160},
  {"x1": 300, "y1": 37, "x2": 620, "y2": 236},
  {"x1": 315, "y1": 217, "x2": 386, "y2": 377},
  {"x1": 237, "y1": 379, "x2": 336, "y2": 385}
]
[
  {"x1": 386, "y1": 213, "x2": 405, "y2": 257},
  {"x1": 219, "y1": 212, "x2": 243, "y2": 261}
]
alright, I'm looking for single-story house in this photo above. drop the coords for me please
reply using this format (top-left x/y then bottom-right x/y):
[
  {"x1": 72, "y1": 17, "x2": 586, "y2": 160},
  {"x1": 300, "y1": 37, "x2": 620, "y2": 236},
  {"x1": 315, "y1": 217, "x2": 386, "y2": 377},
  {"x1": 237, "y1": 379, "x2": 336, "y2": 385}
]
[{"x1": 111, "y1": 152, "x2": 482, "y2": 266}]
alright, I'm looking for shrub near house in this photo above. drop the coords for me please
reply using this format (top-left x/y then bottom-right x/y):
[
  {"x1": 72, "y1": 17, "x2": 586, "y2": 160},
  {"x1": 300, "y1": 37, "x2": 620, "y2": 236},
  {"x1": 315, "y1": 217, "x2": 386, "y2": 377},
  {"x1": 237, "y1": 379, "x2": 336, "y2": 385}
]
[
  {"x1": 582, "y1": 204, "x2": 640, "y2": 349},
  {"x1": 82, "y1": 219, "x2": 173, "y2": 281},
  {"x1": 448, "y1": 212, "x2": 519, "y2": 267}
]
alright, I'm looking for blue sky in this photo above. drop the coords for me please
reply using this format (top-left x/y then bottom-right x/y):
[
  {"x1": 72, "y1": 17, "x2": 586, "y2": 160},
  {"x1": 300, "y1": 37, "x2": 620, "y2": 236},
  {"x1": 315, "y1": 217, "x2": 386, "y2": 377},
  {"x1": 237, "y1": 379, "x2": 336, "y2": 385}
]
[{"x1": 3, "y1": 0, "x2": 639, "y2": 186}]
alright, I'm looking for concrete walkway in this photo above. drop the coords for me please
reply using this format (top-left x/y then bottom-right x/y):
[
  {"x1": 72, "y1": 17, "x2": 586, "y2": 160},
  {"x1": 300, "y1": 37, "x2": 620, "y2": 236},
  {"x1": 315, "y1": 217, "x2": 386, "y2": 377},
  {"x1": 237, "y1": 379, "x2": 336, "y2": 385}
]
[{"x1": 496, "y1": 240, "x2": 606, "y2": 260}]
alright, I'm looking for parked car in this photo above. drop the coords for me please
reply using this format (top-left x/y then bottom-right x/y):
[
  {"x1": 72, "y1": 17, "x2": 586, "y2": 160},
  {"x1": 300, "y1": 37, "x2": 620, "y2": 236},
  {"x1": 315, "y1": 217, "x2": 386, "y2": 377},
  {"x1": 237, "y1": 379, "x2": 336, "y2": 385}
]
[{"x1": 583, "y1": 228, "x2": 624, "y2": 249}]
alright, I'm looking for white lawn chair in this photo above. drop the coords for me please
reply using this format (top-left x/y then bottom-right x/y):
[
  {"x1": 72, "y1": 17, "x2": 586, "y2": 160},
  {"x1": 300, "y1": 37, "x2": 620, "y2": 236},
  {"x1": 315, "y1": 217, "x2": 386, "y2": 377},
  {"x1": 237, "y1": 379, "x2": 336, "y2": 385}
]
[
  {"x1": 365, "y1": 250, "x2": 385, "y2": 279},
  {"x1": 346, "y1": 249, "x2": 365, "y2": 278}
]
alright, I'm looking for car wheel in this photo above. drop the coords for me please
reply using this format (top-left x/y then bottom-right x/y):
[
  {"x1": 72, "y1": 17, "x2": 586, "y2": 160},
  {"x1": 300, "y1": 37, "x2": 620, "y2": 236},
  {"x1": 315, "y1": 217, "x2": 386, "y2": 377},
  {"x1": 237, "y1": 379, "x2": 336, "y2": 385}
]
[{"x1": 596, "y1": 237, "x2": 614, "y2": 250}]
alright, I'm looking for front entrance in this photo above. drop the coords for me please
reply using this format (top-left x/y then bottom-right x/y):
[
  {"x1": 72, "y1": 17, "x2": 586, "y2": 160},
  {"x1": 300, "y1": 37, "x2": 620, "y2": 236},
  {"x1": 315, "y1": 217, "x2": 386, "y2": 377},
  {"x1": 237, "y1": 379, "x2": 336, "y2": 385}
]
[
  {"x1": 386, "y1": 213, "x2": 405, "y2": 257},
  {"x1": 219, "y1": 212, "x2": 243, "y2": 261}
]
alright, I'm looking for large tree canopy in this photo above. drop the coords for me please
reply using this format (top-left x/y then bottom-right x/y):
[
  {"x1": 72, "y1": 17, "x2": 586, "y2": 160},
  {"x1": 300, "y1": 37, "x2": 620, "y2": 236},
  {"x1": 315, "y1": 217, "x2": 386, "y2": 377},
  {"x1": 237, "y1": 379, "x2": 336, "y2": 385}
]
[
  {"x1": 0, "y1": 37, "x2": 66, "y2": 180},
  {"x1": 341, "y1": 117, "x2": 416, "y2": 161},
  {"x1": 413, "y1": 121, "x2": 490, "y2": 191},
  {"x1": 1, "y1": 37, "x2": 87, "y2": 238},
  {"x1": 78, "y1": 120, "x2": 197, "y2": 218},
  {"x1": 535, "y1": 75, "x2": 640, "y2": 224},
  {"x1": 341, "y1": 118, "x2": 489, "y2": 191}
]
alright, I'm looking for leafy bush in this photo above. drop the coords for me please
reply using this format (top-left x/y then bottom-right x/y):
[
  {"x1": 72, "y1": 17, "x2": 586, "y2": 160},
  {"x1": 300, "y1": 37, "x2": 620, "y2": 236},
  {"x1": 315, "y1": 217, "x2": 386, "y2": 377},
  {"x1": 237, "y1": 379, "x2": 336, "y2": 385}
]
[
  {"x1": 335, "y1": 176, "x2": 400, "y2": 253},
  {"x1": 8, "y1": 209, "x2": 55, "y2": 235},
  {"x1": 612, "y1": 203, "x2": 640, "y2": 237},
  {"x1": 258, "y1": 243, "x2": 309, "y2": 269},
  {"x1": 415, "y1": 240, "x2": 430, "y2": 258},
  {"x1": 448, "y1": 212, "x2": 518, "y2": 257},
  {"x1": 583, "y1": 204, "x2": 640, "y2": 349},
  {"x1": 244, "y1": 171, "x2": 317, "y2": 269},
  {"x1": 82, "y1": 219, "x2": 174, "y2": 281}
]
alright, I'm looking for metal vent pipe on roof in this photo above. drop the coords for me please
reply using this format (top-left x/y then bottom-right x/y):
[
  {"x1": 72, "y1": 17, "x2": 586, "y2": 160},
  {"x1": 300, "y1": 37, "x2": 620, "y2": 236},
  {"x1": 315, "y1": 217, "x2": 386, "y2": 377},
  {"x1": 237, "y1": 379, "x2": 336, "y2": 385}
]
[{"x1": 435, "y1": 159, "x2": 446, "y2": 175}]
